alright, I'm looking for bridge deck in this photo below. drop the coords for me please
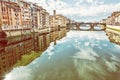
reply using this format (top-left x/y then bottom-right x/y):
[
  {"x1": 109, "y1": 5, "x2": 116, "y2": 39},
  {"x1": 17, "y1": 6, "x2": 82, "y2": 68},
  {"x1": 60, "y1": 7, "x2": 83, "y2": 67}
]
[
  {"x1": 70, "y1": 29, "x2": 105, "y2": 31},
  {"x1": 67, "y1": 22, "x2": 106, "y2": 31}
]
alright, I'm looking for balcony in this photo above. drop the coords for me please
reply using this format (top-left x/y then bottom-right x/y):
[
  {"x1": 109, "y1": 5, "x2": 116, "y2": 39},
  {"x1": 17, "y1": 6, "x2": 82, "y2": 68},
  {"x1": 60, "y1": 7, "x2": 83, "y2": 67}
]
[
  {"x1": 11, "y1": 26, "x2": 22, "y2": 30},
  {"x1": 2, "y1": 25, "x2": 10, "y2": 31},
  {"x1": 22, "y1": 8, "x2": 30, "y2": 12}
]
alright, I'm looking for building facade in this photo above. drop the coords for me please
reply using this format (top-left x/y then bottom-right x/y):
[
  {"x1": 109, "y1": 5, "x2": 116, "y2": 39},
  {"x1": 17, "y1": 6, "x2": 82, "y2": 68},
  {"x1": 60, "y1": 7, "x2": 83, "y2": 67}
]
[
  {"x1": 0, "y1": 1, "x2": 23, "y2": 37},
  {"x1": 19, "y1": 0, "x2": 32, "y2": 29},
  {"x1": 50, "y1": 10, "x2": 67, "y2": 27},
  {"x1": 45, "y1": 12, "x2": 50, "y2": 28},
  {"x1": 105, "y1": 11, "x2": 120, "y2": 26}
]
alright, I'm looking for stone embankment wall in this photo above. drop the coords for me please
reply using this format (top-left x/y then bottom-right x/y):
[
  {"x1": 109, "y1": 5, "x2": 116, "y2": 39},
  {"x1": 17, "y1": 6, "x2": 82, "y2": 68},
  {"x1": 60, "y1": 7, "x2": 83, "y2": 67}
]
[{"x1": 106, "y1": 25, "x2": 120, "y2": 45}]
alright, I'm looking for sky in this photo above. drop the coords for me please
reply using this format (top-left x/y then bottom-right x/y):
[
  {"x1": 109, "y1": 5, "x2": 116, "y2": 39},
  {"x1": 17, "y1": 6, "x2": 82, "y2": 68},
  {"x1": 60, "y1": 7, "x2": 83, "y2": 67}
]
[{"x1": 26, "y1": 0, "x2": 120, "y2": 22}]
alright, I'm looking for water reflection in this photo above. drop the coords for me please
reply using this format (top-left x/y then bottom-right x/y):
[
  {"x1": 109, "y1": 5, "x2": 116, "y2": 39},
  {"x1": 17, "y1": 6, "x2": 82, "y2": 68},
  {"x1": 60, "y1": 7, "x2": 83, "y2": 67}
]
[
  {"x1": 79, "y1": 26, "x2": 103, "y2": 31},
  {"x1": 106, "y1": 30, "x2": 120, "y2": 45},
  {"x1": 94, "y1": 26, "x2": 103, "y2": 30},
  {"x1": 80, "y1": 26, "x2": 91, "y2": 30},
  {"x1": 4, "y1": 31, "x2": 120, "y2": 80}
]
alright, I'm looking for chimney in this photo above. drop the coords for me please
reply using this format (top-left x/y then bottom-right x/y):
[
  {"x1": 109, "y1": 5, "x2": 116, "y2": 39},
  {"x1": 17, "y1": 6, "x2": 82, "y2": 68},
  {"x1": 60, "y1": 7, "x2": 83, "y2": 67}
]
[{"x1": 53, "y1": 10, "x2": 56, "y2": 16}]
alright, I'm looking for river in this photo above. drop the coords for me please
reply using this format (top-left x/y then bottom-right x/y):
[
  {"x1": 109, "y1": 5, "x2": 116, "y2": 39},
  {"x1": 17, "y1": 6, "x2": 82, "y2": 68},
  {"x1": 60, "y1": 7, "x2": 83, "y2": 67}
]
[{"x1": 4, "y1": 31, "x2": 120, "y2": 80}]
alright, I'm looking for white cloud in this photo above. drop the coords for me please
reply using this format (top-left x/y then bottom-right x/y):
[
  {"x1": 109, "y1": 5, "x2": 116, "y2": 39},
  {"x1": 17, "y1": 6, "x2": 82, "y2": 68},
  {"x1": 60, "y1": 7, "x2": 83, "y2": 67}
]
[
  {"x1": 87, "y1": 0, "x2": 94, "y2": 3},
  {"x1": 105, "y1": 61, "x2": 119, "y2": 72},
  {"x1": 4, "y1": 67, "x2": 32, "y2": 80},
  {"x1": 59, "y1": 3, "x2": 120, "y2": 16},
  {"x1": 26, "y1": 0, "x2": 120, "y2": 22},
  {"x1": 73, "y1": 47, "x2": 99, "y2": 61}
]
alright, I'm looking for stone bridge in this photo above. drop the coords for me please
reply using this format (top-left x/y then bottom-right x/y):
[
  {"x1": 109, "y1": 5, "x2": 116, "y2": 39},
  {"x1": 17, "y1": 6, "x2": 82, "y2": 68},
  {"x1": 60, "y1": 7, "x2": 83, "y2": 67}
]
[{"x1": 67, "y1": 22, "x2": 106, "y2": 31}]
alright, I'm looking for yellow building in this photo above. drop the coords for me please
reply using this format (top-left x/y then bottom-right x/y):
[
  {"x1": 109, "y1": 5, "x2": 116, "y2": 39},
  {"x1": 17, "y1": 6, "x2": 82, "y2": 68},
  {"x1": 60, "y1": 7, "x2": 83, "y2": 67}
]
[
  {"x1": 56, "y1": 15, "x2": 67, "y2": 27},
  {"x1": 49, "y1": 10, "x2": 67, "y2": 40},
  {"x1": 50, "y1": 10, "x2": 67, "y2": 27}
]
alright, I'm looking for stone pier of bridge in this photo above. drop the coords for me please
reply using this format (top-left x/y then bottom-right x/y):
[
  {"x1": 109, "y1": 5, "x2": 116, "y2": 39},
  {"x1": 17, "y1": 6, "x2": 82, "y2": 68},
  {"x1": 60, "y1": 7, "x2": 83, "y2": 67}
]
[
  {"x1": 75, "y1": 23, "x2": 95, "y2": 30},
  {"x1": 76, "y1": 23, "x2": 81, "y2": 30},
  {"x1": 90, "y1": 24, "x2": 95, "y2": 31},
  {"x1": 67, "y1": 22, "x2": 106, "y2": 31}
]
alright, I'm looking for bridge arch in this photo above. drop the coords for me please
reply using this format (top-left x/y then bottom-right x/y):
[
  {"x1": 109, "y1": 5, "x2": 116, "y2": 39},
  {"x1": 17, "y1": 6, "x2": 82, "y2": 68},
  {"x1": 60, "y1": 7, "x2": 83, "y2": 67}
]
[{"x1": 67, "y1": 22, "x2": 106, "y2": 31}]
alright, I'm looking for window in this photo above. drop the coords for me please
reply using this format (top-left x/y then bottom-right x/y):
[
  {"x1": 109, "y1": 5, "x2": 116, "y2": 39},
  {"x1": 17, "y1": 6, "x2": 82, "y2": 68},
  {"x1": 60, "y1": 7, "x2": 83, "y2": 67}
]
[
  {"x1": 2, "y1": 7, "x2": 5, "y2": 12},
  {"x1": 2, "y1": 57, "x2": 5, "y2": 60},
  {"x1": 3, "y1": 65, "x2": 6, "y2": 68}
]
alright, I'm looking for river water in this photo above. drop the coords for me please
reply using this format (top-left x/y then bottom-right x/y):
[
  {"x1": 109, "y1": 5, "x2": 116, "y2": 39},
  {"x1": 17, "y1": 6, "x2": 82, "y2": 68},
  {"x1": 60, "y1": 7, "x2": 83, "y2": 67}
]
[{"x1": 4, "y1": 31, "x2": 120, "y2": 80}]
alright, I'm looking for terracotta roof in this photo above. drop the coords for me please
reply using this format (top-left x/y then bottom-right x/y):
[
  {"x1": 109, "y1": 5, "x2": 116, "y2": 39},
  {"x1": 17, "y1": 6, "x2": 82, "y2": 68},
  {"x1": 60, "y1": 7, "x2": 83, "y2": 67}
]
[
  {"x1": 56, "y1": 14, "x2": 66, "y2": 18},
  {"x1": 0, "y1": 0, "x2": 8, "y2": 3},
  {"x1": 5, "y1": 2, "x2": 20, "y2": 10},
  {"x1": 0, "y1": 1, "x2": 20, "y2": 10},
  {"x1": 20, "y1": 0, "x2": 31, "y2": 5}
]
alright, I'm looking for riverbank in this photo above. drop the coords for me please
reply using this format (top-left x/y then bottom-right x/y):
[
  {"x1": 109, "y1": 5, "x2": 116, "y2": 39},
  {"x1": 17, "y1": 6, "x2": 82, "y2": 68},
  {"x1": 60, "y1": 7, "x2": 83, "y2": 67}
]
[
  {"x1": 13, "y1": 51, "x2": 43, "y2": 67},
  {"x1": 106, "y1": 25, "x2": 120, "y2": 45},
  {"x1": 107, "y1": 25, "x2": 120, "y2": 32}
]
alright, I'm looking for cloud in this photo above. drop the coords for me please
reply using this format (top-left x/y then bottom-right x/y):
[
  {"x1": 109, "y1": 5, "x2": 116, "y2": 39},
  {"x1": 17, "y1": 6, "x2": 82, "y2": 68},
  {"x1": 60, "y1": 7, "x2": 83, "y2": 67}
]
[
  {"x1": 87, "y1": 0, "x2": 94, "y2": 3},
  {"x1": 59, "y1": 3, "x2": 120, "y2": 16},
  {"x1": 26, "y1": 0, "x2": 120, "y2": 22},
  {"x1": 4, "y1": 67, "x2": 32, "y2": 80},
  {"x1": 73, "y1": 47, "x2": 99, "y2": 61},
  {"x1": 105, "y1": 61, "x2": 119, "y2": 72}
]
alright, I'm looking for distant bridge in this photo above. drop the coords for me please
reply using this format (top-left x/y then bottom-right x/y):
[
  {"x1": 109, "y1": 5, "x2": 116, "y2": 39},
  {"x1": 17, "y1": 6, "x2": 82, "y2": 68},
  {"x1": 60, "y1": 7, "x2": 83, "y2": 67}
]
[{"x1": 67, "y1": 22, "x2": 106, "y2": 31}]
